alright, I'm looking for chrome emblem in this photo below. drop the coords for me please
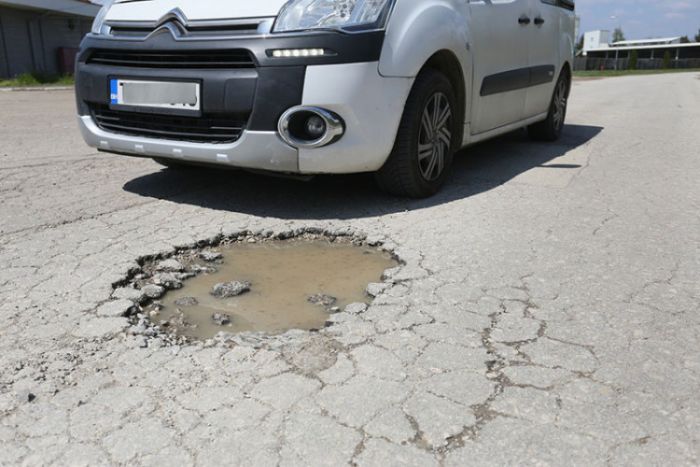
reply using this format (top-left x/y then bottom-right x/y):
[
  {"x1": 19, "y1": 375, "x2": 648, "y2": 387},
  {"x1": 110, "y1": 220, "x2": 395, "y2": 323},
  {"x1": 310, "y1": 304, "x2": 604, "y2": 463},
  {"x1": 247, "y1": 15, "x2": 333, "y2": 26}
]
[{"x1": 152, "y1": 8, "x2": 189, "y2": 38}]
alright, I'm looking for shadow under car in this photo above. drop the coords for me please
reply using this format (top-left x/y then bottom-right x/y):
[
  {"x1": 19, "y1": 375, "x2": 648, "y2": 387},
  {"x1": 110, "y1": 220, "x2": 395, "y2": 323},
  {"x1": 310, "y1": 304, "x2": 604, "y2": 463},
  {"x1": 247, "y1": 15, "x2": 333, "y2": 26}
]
[{"x1": 122, "y1": 124, "x2": 604, "y2": 220}]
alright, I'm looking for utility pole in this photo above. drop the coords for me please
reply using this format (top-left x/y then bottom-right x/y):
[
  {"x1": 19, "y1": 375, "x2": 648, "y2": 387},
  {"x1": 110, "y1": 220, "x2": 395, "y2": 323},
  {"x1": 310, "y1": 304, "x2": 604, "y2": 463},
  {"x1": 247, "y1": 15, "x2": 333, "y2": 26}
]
[{"x1": 610, "y1": 15, "x2": 622, "y2": 70}]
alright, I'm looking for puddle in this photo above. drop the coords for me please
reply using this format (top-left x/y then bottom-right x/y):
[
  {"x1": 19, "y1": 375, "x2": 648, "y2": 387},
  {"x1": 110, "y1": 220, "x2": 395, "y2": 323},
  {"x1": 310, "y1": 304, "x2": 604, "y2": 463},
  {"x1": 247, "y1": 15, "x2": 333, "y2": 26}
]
[{"x1": 143, "y1": 239, "x2": 397, "y2": 340}]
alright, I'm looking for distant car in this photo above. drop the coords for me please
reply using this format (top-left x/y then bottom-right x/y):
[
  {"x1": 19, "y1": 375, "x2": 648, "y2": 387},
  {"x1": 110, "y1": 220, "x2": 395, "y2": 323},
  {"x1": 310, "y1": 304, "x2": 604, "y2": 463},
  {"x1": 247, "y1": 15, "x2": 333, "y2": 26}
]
[{"x1": 76, "y1": 0, "x2": 575, "y2": 198}]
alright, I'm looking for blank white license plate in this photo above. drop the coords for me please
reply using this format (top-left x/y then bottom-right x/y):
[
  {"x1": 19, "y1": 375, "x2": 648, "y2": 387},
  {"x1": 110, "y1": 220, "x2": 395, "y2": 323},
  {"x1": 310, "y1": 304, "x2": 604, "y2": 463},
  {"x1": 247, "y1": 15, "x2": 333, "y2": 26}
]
[{"x1": 110, "y1": 79, "x2": 200, "y2": 111}]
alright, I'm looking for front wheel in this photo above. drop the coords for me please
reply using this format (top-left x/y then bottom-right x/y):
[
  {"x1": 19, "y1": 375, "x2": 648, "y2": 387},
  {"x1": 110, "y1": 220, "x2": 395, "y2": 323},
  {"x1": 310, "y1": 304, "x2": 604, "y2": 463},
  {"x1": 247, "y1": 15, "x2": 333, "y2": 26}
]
[
  {"x1": 528, "y1": 70, "x2": 570, "y2": 141},
  {"x1": 375, "y1": 69, "x2": 459, "y2": 198}
]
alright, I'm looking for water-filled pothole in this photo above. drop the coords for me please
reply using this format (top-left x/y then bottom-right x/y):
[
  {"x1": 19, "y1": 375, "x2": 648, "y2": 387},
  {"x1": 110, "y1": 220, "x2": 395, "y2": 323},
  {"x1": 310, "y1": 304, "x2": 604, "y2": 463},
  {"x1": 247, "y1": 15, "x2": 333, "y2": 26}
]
[{"x1": 133, "y1": 235, "x2": 398, "y2": 341}]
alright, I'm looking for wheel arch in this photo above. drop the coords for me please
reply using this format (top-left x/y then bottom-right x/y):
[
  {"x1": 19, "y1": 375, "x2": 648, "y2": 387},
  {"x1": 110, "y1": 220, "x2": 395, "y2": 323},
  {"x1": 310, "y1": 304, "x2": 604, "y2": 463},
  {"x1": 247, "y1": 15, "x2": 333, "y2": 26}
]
[
  {"x1": 419, "y1": 50, "x2": 467, "y2": 149},
  {"x1": 379, "y1": 1, "x2": 470, "y2": 79},
  {"x1": 379, "y1": 1, "x2": 472, "y2": 146}
]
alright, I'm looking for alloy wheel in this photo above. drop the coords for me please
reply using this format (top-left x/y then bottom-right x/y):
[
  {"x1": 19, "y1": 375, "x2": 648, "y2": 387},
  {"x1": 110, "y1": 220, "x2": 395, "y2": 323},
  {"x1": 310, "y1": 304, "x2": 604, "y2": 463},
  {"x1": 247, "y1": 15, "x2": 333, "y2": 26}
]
[
  {"x1": 552, "y1": 79, "x2": 568, "y2": 130},
  {"x1": 418, "y1": 92, "x2": 452, "y2": 182}
]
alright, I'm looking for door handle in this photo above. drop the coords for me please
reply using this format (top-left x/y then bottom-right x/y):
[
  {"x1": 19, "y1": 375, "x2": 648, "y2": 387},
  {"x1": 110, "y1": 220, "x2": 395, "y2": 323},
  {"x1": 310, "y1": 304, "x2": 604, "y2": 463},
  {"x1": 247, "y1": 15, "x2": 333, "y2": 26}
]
[
  {"x1": 518, "y1": 16, "x2": 531, "y2": 25},
  {"x1": 534, "y1": 17, "x2": 545, "y2": 26}
]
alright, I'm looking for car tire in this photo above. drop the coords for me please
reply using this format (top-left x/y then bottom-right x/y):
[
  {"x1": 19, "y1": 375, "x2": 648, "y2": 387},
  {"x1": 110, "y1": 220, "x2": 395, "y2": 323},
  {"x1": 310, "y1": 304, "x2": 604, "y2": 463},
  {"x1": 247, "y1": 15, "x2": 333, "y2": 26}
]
[
  {"x1": 375, "y1": 68, "x2": 459, "y2": 198},
  {"x1": 528, "y1": 70, "x2": 570, "y2": 142}
]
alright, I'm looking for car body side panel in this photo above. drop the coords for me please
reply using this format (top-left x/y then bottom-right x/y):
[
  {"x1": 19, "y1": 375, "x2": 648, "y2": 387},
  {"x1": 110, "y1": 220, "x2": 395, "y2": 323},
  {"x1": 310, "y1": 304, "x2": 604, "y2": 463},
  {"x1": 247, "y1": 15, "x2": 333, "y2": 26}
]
[
  {"x1": 379, "y1": 0, "x2": 470, "y2": 78},
  {"x1": 299, "y1": 62, "x2": 413, "y2": 174},
  {"x1": 524, "y1": 0, "x2": 561, "y2": 117},
  {"x1": 559, "y1": 6, "x2": 576, "y2": 72},
  {"x1": 467, "y1": 0, "x2": 532, "y2": 134},
  {"x1": 524, "y1": 0, "x2": 575, "y2": 117},
  {"x1": 379, "y1": 0, "x2": 472, "y2": 137}
]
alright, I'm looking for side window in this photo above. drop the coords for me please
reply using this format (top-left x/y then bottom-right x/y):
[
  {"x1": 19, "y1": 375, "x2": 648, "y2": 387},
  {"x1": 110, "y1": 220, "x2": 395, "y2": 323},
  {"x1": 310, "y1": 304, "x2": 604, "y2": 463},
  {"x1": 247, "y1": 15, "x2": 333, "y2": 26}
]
[
  {"x1": 469, "y1": 0, "x2": 522, "y2": 4},
  {"x1": 540, "y1": 0, "x2": 575, "y2": 10}
]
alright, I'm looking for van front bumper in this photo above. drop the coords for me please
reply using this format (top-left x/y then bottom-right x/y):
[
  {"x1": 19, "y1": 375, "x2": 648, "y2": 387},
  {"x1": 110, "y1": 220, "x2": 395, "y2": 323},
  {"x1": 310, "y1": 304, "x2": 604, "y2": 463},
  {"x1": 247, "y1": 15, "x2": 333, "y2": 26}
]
[
  {"x1": 78, "y1": 115, "x2": 299, "y2": 172},
  {"x1": 75, "y1": 30, "x2": 412, "y2": 174}
]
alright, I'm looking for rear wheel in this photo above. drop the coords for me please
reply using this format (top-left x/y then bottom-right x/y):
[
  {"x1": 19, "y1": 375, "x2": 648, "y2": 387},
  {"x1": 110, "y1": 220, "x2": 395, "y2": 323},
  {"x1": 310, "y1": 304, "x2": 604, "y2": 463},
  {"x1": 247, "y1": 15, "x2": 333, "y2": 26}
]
[
  {"x1": 375, "y1": 69, "x2": 458, "y2": 198},
  {"x1": 528, "y1": 70, "x2": 570, "y2": 141}
]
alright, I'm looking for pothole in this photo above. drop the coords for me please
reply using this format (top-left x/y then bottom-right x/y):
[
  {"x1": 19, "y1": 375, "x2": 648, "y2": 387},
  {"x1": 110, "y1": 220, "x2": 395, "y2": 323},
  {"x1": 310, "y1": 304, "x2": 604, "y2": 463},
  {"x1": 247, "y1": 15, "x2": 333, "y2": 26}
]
[{"x1": 120, "y1": 231, "x2": 399, "y2": 344}]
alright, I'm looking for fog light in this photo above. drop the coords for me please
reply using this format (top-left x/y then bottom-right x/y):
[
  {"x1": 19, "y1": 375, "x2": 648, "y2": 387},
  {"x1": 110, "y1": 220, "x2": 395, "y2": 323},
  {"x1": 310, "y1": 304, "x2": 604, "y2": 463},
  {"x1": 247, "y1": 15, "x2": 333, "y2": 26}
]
[
  {"x1": 305, "y1": 115, "x2": 326, "y2": 139},
  {"x1": 278, "y1": 106, "x2": 345, "y2": 149}
]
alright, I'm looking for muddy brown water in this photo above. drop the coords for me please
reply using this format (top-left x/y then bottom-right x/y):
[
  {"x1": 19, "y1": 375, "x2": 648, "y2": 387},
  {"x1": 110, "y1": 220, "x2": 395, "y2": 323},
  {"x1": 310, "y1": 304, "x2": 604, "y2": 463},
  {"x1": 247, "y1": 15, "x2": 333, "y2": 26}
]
[{"x1": 150, "y1": 240, "x2": 398, "y2": 339}]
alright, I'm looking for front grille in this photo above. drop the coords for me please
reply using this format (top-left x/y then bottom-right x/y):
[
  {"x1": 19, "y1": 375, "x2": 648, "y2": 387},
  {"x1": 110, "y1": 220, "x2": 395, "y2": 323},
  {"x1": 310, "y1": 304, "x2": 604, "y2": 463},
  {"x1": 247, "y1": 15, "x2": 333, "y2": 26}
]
[
  {"x1": 87, "y1": 49, "x2": 255, "y2": 69},
  {"x1": 106, "y1": 18, "x2": 267, "y2": 40},
  {"x1": 89, "y1": 104, "x2": 246, "y2": 144}
]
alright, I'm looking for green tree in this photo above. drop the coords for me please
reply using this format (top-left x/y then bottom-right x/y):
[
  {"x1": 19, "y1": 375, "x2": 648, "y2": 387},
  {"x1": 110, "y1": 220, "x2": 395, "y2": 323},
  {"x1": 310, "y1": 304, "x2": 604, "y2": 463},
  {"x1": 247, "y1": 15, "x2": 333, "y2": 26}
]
[
  {"x1": 680, "y1": 35, "x2": 690, "y2": 44},
  {"x1": 695, "y1": 29, "x2": 700, "y2": 42},
  {"x1": 663, "y1": 50, "x2": 672, "y2": 69},
  {"x1": 576, "y1": 34, "x2": 584, "y2": 52},
  {"x1": 613, "y1": 27, "x2": 626, "y2": 43},
  {"x1": 628, "y1": 50, "x2": 638, "y2": 70}
]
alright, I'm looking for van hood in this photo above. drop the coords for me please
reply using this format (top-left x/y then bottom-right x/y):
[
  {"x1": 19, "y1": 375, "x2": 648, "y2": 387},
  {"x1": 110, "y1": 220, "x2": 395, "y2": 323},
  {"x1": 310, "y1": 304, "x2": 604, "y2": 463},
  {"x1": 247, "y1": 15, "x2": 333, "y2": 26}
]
[{"x1": 105, "y1": 0, "x2": 289, "y2": 22}]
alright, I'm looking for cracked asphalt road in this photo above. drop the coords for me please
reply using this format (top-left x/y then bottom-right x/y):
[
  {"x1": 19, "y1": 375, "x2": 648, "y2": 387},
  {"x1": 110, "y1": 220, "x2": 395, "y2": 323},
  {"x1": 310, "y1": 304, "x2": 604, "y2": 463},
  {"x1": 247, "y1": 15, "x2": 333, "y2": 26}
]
[{"x1": 1, "y1": 72, "x2": 699, "y2": 466}]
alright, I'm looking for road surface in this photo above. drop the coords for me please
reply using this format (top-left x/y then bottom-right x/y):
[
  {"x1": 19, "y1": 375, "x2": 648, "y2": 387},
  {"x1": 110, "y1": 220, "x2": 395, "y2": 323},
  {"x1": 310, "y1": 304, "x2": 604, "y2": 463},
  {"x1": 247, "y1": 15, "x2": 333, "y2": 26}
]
[{"x1": 0, "y1": 73, "x2": 699, "y2": 465}]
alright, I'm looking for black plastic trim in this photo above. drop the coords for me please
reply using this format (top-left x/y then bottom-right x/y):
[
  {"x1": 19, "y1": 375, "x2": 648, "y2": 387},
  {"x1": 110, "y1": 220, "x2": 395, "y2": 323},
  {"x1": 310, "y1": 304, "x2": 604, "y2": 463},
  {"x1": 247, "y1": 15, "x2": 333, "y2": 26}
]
[
  {"x1": 75, "y1": 29, "x2": 384, "y2": 134},
  {"x1": 480, "y1": 65, "x2": 556, "y2": 97},
  {"x1": 75, "y1": 63, "x2": 306, "y2": 132},
  {"x1": 529, "y1": 65, "x2": 557, "y2": 87},
  {"x1": 480, "y1": 68, "x2": 530, "y2": 96},
  {"x1": 75, "y1": 65, "x2": 258, "y2": 116},
  {"x1": 247, "y1": 66, "x2": 306, "y2": 131},
  {"x1": 89, "y1": 103, "x2": 246, "y2": 143},
  {"x1": 79, "y1": 29, "x2": 385, "y2": 67},
  {"x1": 87, "y1": 49, "x2": 255, "y2": 69}
]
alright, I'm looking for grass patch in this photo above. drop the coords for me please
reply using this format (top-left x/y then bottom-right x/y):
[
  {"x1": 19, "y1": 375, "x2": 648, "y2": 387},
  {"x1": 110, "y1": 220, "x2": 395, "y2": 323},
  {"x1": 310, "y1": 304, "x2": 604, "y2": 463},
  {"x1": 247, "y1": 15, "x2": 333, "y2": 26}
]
[
  {"x1": 574, "y1": 68, "x2": 700, "y2": 79},
  {"x1": 0, "y1": 73, "x2": 74, "y2": 88}
]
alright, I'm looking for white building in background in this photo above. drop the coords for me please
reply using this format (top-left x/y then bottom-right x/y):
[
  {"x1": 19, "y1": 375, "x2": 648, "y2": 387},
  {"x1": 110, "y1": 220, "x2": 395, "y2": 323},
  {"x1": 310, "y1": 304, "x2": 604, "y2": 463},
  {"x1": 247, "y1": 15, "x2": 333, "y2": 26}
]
[
  {"x1": 611, "y1": 37, "x2": 682, "y2": 47},
  {"x1": 583, "y1": 30, "x2": 611, "y2": 56},
  {"x1": 577, "y1": 29, "x2": 700, "y2": 69},
  {"x1": 582, "y1": 32, "x2": 700, "y2": 68},
  {"x1": 583, "y1": 31, "x2": 686, "y2": 57}
]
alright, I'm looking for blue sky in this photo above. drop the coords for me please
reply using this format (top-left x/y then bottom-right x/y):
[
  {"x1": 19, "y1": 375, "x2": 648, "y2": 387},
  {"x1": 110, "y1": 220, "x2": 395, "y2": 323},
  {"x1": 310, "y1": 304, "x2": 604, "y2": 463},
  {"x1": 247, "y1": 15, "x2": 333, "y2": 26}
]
[{"x1": 577, "y1": 0, "x2": 700, "y2": 40}]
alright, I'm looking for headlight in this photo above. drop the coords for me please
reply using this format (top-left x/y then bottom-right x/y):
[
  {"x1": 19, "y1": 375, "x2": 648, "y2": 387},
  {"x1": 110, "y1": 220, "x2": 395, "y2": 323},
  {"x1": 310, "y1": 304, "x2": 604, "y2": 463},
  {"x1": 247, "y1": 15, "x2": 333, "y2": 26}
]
[
  {"x1": 274, "y1": 0, "x2": 394, "y2": 33},
  {"x1": 91, "y1": 0, "x2": 115, "y2": 35}
]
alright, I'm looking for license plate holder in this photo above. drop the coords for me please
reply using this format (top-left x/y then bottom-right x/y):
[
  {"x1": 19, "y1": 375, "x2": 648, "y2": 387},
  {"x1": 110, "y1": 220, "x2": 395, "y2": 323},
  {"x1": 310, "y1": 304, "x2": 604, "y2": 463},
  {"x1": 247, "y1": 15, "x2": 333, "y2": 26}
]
[{"x1": 109, "y1": 79, "x2": 201, "y2": 113}]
